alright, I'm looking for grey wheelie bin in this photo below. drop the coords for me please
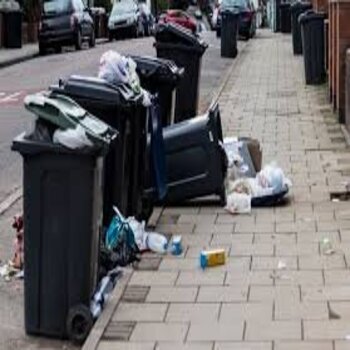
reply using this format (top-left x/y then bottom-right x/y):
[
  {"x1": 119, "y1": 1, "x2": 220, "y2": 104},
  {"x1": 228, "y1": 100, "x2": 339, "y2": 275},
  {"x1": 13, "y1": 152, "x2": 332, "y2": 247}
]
[
  {"x1": 299, "y1": 11, "x2": 326, "y2": 84},
  {"x1": 50, "y1": 76, "x2": 149, "y2": 224},
  {"x1": 130, "y1": 55, "x2": 184, "y2": 126},
  {"x1": 12, "y1": 94, "x2": 117, "y2": 343},
  {"x1": 221, "y1": 10, "x2": 239, "y2": 58},
  {"x1": 155, "y1": 23, "x2": 208, "y2": 122},
  {"x1": 291, "y1": 2, "x2": 312, "y2": 54}
]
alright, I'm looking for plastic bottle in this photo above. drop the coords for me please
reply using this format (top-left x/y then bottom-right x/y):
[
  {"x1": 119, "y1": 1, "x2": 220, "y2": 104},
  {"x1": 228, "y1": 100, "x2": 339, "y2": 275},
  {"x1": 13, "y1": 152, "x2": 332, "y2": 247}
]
[{"x1": 146, "y1": 233, "x2": 168, "y2": 254}]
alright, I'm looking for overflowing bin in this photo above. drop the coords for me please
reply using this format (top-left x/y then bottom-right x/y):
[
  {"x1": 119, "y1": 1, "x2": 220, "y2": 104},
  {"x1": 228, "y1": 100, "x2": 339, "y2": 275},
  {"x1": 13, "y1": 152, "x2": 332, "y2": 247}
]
[
  {"x1": 155, "y1": 23, "x2": 208, "y2": 122},
  {"x1": 220, "y1": 10, "x2": 239, "y2": 58},
  {"x1": 50, "y1": 76, "x2": 149, "y2": 224},
  {"x1": 299, "y1": 11, "x2": 326, "y2": 84},
  {"x1": 12, "y1": 94, "x2": 117, "y2": 342},
  {"x1": 291, "y1": 2, "x2": 312, "y2": 54},
  {"x1": 131, "y1": 55, "x2": 184, "y2": 126},
  {"x1": 3, "y1": 9, "x2": 22, "y2": 48},
  {"x1": 279, "y1": 2, "x2": 291, "y2": 33}
]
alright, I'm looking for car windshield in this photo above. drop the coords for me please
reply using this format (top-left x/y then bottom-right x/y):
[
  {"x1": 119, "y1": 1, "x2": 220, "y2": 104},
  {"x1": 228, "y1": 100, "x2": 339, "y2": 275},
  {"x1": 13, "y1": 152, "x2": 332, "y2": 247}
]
[
  {"x1": 43, "y1": 0, "x2": 70, "y2": 14},
  {"x1": 112, "y1": 1, "x2": 135, "y2": 15},
  {"x1": 221, "y1": 0, "x2": 247, "y2": 9}
]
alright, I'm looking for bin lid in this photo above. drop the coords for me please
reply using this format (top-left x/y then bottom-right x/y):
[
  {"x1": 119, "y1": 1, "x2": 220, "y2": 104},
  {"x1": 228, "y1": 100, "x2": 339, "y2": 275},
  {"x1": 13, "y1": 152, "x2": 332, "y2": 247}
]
[
  {"x1": 130, "y1": 55, "x2": 184, "y2": 84},
  {"x1": 50, "y1": 75, "x2": 144, "y2": 106},
  {"x1": 24, "y1": 93, "x2": 117, "y2": 148},
  {"x1": 155, "y1": 23, "x2": 208, "y2": 53},
  {"x1": 298, "y1": 10, "x2": 325, "y2": 23}
]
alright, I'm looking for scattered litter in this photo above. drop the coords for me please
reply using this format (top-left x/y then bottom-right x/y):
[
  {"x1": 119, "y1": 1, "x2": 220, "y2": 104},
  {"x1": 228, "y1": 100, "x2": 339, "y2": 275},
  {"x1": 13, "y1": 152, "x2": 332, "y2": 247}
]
[
  {"x1": 90, "y1": 268, "x2": 123, "y2": 319},
  {"x1": 170, "y1": 235, "x2": 183, "y2": 256},
  {"x1": 329, "y1": 306, "x2": 341, "y2": 320},
  {"x1": 0, "y1": 261, "x2": 20, "y2": 282},
  {"x1": 146, "y1": 232, "x2": 168, "y2": 254},
  {"x1": 321, "y1": 238, "x2": 335, "y2": 255},
  {"x1": 225, "y1": 191, "x2": 252, "y2": 214},
  {"x1": 200, "y1": 249, "x2": 226, "y2": 269},
  {"x1": 345, "y1": 334, "x2": 350, "y2": 340},
  {"x1": 277, "y1": 260, "x2": 287, "y2": 270},
  {"x1": 332, "y1": 198, "x2": 340, "y2": 202},
  {"x1": 12, "y1": 214, "x2": 24, "y2": 270}
]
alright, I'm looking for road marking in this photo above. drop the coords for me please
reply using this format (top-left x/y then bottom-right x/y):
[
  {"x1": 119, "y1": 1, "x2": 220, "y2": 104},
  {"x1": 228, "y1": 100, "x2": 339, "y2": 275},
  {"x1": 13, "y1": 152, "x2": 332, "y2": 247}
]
[{"x1": 0, "y1": 92, "x2": 23, "y2": 104}]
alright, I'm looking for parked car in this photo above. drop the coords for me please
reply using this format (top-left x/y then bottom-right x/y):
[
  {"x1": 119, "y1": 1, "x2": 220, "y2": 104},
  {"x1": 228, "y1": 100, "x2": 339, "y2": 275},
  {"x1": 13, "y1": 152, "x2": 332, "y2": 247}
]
[
  {"x1": 138, "y1": 2, "x2": 155, "y2": 36},
  {"x1": 215, "y1": 0, "x2": 256, "y2": 40},
  {"x1": 158, "y1": 10, "x2": 197, "y2": 33},
  {"x1": 108, "y1": 0, "x2": 144, "y2": 39},
  {"x1": 39, "y1": 0, "x2": 95, "y2": 55}
]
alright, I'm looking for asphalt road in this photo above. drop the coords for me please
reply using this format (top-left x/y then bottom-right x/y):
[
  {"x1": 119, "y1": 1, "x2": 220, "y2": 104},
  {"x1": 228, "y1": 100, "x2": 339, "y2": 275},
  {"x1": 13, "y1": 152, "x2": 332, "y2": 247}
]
[
  {"x1": 0, "y1": 31, "x2": 234, "y2": 205},
  {"x1": 0, "y1": 31, "x2": 239, "y2": 350}
]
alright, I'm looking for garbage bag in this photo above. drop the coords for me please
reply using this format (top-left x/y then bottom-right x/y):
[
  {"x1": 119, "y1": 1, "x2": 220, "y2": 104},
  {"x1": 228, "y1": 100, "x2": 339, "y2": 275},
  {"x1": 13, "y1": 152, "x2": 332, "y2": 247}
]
[
  {"x1": 27, "y1": 119, "x2": 56, "y2": 143},
  {"x1": 104, "y1": 207, "x2": 140, "y2": 267},
  {"x1": 53, "y1": 125, "x2": 94, "y2": 149}
]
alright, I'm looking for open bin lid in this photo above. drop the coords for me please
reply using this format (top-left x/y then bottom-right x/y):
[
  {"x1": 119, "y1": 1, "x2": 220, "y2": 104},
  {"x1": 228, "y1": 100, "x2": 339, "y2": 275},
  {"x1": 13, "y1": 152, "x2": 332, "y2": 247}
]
[
  {"x1": 24, "y1": 93, "x2": 118, "y2": 148},
  {"x1": 155, "y1": 23, "x2": 208, "y2": 53},
  {"x1": 130, "y1": 55, "x2": 184, "y2": 85},
  {"x1": 50, "y1": 75, "x2": 144, "y2": 107}
]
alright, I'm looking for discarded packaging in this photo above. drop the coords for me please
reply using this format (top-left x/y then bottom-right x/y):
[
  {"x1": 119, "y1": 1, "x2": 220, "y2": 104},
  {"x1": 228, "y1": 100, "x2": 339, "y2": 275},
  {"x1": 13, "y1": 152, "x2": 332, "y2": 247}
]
[
  {"x1": 321, "y1": 238, "x2": 335, "y2": 255},
  {"x1": 200, "y1": 249, "x2": 226, "y2": 269},
  {"x1": 277, "y1": 260, "x2": 287, "y2": 270},
  {"x1": 90, "y1": 269, "x2": 122, "y2": 319},
  {"x1": 170, "y1": 235, "x2": 183, "y2": 256}
]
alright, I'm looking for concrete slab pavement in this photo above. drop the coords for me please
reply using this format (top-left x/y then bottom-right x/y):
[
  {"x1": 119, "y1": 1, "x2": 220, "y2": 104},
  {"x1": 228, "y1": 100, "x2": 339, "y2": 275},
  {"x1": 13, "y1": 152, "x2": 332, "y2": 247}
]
[{"x1": 85, "y1": 29, "x2": 350, "y2": 350}]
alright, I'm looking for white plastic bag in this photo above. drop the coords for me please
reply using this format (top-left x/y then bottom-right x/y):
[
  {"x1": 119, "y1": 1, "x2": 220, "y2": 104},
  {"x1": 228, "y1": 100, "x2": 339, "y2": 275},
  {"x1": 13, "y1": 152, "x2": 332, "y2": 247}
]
[
  {"x1": 257, "y1": 162, "x2": 292, "y2": 192},
  {"x1": 225, "y1": 192, "x2": 251, "y2": 214},
  {"x1": 128, "y1": 217, "x2": 148, "y2": 251},
  {"x1": 146, "y1": 232, "x2": 168, "y2": 254},
  {"x1": 53, "y1": 125, "x2": 93, "y2": 149}
]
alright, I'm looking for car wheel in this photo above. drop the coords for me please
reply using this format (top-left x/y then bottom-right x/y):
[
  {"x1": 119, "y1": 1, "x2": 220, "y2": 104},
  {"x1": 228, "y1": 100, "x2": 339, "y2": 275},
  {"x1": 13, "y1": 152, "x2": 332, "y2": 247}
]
[
  {"x1": 75, "y1": 29, "x2": 83, "y2": 50},
  {"x1": 144, "y1": 23, "x2": 150, "y2": 36},
  {"x1": 108, "y1": 30, "x2": 114, "y2": 41},
  {"x1": 138, "y1": 21, "x2": 145, "y2": 37},
  {"x1": 89, "y1": 29, "x2": 96, "y2": 48},
  {"x1": 39, "y1": 42, "x2": 47, "y2": 56}
]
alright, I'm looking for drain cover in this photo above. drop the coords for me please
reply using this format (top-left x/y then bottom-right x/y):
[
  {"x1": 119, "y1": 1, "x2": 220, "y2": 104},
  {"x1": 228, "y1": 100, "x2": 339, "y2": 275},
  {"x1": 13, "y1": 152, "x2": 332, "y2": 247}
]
[
  {"x1": 102, "y1": 321, "x2": 136, "y2": 341},
  {"x1": 121, "y1": 286, "x2": 150, "y2": 303}
]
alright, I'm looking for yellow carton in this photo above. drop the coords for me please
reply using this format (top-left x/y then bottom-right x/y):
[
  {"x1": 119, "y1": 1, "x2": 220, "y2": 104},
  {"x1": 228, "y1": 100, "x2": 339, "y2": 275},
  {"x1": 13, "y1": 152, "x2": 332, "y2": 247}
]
[{"x1": 200, "y1": 249, "x2": 226, "y2": 269}]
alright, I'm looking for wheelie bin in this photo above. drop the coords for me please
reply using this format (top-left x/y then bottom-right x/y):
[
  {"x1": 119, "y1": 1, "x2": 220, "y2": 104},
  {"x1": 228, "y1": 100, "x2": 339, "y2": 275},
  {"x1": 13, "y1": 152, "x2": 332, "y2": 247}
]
[
  {"x1": 220, "y1": 10, "x2": 239, "y2": 58},
  {"x1": 50, "y1": 76, "x2": 150, "y2": 224},
  {"x1": 279, "y1": 2, "x2": 291, "y2": 33},
  {"x1": 3, "y1": 9, "x2": 22, "y2": 48},
  {"x1": 130, "y1": 55, "x2": 184, "y2": 126},
  {"x1": 291, "y1": 2, "x2": 312, "y2": 54},
  {"x1": 12, "y1": 94, "x2": 117, "y2": 343},
  {"x1": 155, "y1": 23, "x2": 208, "y2": 122},
  {"x1": 299, "y1": 11, "x2": 326, "y2": 84},
  {"x1": 144, "y1": 101, "x2": 228, "y2": 205}
]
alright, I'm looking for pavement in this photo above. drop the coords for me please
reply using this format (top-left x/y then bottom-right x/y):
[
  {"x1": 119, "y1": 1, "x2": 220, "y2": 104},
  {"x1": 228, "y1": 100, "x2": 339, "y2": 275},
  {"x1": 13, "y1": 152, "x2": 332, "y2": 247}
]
[
  {"x1": 0, "y1": 31, "x2": 243, "y2": 349},
  {"x1": 83, "y1": 30, "x2": 350, "y2": 350}
]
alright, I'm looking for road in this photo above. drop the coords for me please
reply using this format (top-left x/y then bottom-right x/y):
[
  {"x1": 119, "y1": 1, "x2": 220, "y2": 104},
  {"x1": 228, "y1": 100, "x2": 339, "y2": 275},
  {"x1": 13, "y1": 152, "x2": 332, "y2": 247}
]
[
  {"x1": 0, "y1": 31, "x2": 240, "y2": 350},
  {"x1": 0, "y1": 32, "x2": 233, "y2": 205}
]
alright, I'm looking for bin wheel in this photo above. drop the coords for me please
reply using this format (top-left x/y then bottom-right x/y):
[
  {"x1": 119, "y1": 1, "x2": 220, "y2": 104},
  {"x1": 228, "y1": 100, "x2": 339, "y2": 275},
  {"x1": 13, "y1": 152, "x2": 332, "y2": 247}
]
[{"x1": 66, "y1": 304, "x2": 93, "y2": 345}]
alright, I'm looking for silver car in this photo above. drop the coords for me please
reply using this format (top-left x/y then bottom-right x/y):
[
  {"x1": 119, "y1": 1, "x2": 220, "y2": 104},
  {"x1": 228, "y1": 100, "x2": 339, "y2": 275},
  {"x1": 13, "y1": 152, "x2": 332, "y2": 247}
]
[{"x1": 108, "y1": 1, "x2": 144, "y2": 39}]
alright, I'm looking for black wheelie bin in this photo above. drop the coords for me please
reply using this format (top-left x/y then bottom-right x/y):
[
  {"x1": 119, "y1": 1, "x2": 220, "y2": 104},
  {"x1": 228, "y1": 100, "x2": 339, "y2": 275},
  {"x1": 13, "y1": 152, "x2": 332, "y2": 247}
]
[
  {"x1": 50, "y1": 76, "x2": 149, "y2": 224},
  {"x1": 299, "y1": 11, "x2": 326, "y2": 85},
  {"x1": 279, "y1": 2, "x2": 291, "y2": 33},
  {"x1": 3, "y1": 8, "x2": 22, "y2": 48},
  {"x1": 155, "y1": 23, "x2": 208, "y2": 122},
  {"x1": 12, "y1": 93, "x2": 117, "y2": 343},
  {"x1": 221, "y1": 10, "x2": 239, "y2": 58},
  {"x1": 291, "y1": 2, "x2": 312, "y2": 54},
  {"x1": 130, "y1": 55, "x2": 184, "y2": 126},
  {"x1": 144, "y1": 101, "x2": 228, "y2": 205}
]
